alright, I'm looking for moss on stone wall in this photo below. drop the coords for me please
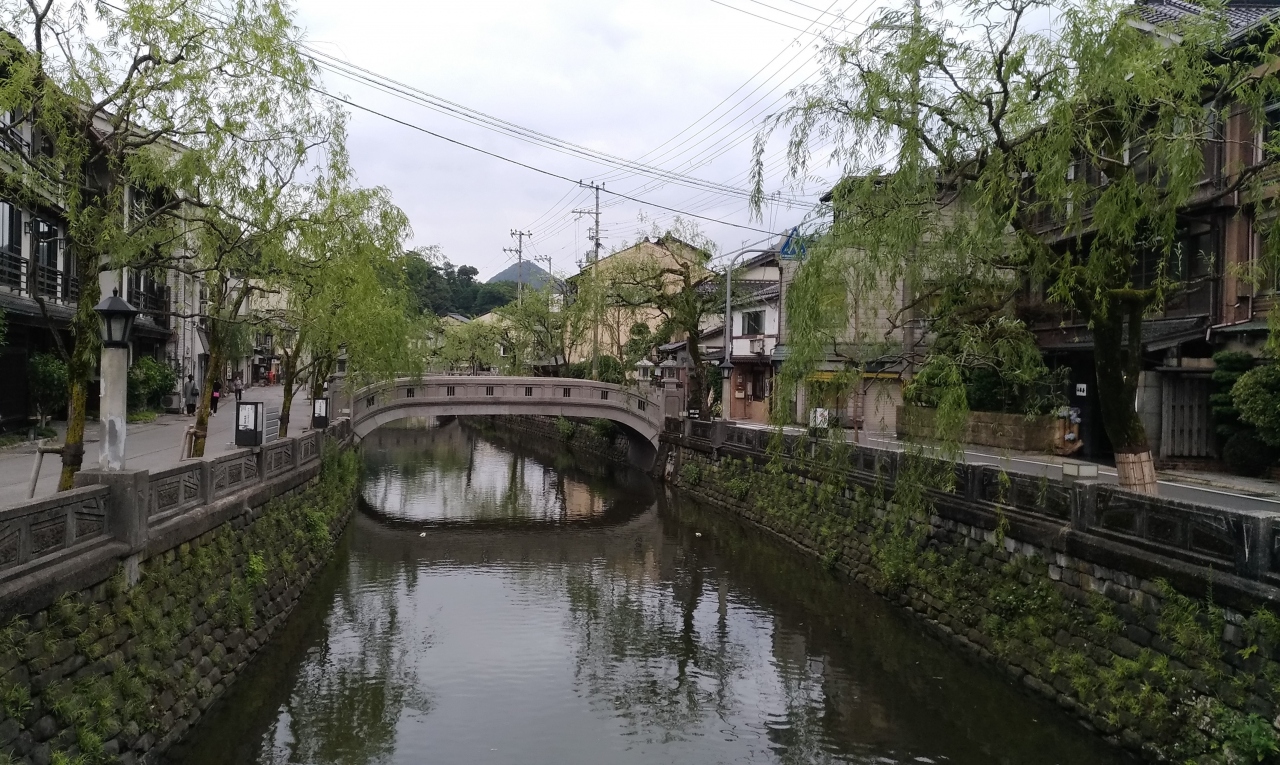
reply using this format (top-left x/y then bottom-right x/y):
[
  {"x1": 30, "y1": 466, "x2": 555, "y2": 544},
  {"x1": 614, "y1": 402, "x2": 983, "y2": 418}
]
[
  {"x1": 0, "y1": 443, "x2": 359, "y2": 765},
  {"x1": 673, "y1": 443, "x2": 1280, "y2": 763}
]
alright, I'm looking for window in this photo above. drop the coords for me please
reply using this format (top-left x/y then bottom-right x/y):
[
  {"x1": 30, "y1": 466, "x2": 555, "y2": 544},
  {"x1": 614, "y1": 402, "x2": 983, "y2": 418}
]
[
  {"x1": 365, "y1": 395, "x2": 375, "y2": 407},
  {"x1": 406, "y1": 388, "x2": 415, "y2": 398},
  {"x1": 741, "y1": 310, "x2": 764, "y2": 336},
  {"x1": 750, "y1": 370, "x2": 766, "y2": 402},
  {"x1": 446, "y1": 386, "x2": 456, "y2": 396},
  {"x1": 525, "y1": 386, "x2": 533, "y2": 397},
  {"x1": 1264, "y1": 102, "x2": 1280, "y2": 159},
  {"x1": 485, "y1": 386, "x2": 495, "y2": 396},
  {"x1": 563, "y1": 387, "x2": 571, "y2": 398},
  {"x1": 637, "y1": 399, "x2": 647, "y2": 412},
  {"x1": 33, "y1": 218, "x2": 56, "y2": 268},
  {"x1": 0, "y1": 201, "x2": 18, "y2": 254},
  {"x1": 600, "y1": 391, "x2": 608, "y2": 401}
]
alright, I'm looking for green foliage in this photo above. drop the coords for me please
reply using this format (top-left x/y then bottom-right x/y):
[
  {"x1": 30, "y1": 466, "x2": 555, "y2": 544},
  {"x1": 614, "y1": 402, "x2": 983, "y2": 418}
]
[
  {"x1": 401, "y1": 249, "x2": 516, "y2": 318},
  {"x1": 751, "y1": 0, "x2": 1280, "y2": 471},
  {"x1": 566, "y1": 355, "x2": 626, "y2": 385},
  {"x1": 126, "y1": 356, "x2": 177, "y2": 412},
  {"x1": 1234, "y1": 364, "x2": 1280, "y2": 448},
  {"x1": 1210, "y1": 352, "x2": 1257, "y2": 440},
  {"x1": 28, "y1": 353, "x2": 68, "y2": 424},
  {"x1": 245, "y1": 553, "x2": 267, "y2": 589},
  {"x1": 1222, "y1": 431, "x2": 1278, "y2": 478},
  {"x1": 588, "y1": 418, "x2": 616, "y2": 440},
  {"x1": 679, "y1": 463, "x2": 703, "y2": 485},
  {"x1": 555, "y1": 417, "x2": 577, "y2": 442},
  {"x1": 439, "y1": 319, "x2": 503, "y2": 375}
]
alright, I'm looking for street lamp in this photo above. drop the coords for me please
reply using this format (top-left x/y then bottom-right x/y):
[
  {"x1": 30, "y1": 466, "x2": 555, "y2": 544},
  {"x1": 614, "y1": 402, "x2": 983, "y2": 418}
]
[{"x1": 93, "y1": 289, "x2": 138, "y2": 470}]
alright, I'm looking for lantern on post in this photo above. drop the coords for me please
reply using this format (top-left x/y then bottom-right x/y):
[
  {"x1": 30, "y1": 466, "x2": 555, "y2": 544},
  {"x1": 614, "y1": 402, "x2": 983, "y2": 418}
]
[
  {"x1": 93, "y1": 289, "x2": 138, "y2": 347},
  {"x1": 92, "y1": 289, "x2": 138, "y2": 470}
]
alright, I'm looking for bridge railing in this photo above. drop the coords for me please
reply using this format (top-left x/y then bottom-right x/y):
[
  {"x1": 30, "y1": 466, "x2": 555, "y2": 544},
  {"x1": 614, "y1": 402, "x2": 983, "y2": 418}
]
[{"x1": 350, "y1": 376, "x2": 667, "y2": 436}]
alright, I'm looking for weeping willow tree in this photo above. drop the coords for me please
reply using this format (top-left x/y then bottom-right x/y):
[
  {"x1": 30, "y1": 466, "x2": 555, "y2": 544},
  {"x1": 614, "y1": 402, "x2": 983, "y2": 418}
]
[{"x1": 753, "y1": 0, "x2": 1280, "y2": 493}]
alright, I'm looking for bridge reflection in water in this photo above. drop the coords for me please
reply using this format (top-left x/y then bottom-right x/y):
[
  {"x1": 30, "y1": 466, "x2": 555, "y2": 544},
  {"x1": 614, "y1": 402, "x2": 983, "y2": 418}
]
[{"x1": 167, "y1": 421, "x2": 1133, "y2": 765}]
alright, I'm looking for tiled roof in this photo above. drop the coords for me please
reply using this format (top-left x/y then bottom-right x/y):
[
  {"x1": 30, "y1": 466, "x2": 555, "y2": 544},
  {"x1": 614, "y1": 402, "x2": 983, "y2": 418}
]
[{"x1": 1137, "y1": 0, "x2": 1280, "y2": 40}]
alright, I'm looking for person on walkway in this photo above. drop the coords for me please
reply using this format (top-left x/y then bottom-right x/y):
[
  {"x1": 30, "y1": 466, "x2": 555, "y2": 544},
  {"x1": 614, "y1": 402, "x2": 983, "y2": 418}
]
[
  {"x1": 183, "y1": 375, "x2": 199, "y2": 417},
  {"x1": 234, "y1": 376, "x2": 244, "y2": 402},
  {"x1": 211, "y1": 379, "x2": 222, "y2": 416}
]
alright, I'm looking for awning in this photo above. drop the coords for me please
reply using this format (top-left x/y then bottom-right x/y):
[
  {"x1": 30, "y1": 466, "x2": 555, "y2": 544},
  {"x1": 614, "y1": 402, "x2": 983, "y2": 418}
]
[{"x1": 195, "y1": 327, "x2": 210, "y2": 356}]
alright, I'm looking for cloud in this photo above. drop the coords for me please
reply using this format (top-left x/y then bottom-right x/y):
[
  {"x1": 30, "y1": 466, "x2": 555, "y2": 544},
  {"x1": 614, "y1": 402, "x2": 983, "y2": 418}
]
[{"x1": 297, "y1": 0, "x2": 838, "y2": 279}]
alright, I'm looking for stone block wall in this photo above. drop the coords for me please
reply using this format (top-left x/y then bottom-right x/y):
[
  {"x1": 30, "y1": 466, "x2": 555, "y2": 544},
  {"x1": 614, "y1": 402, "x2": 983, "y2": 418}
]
[
  {"x1": 665, "y1": 441, "x2": 1280, "y2": 764},
  {"x1": 0, "y1": 445, "x2": 360, "y2": 765},
  {"x1": 467, "y1": 415, "x2": 633, "y2": 466}
]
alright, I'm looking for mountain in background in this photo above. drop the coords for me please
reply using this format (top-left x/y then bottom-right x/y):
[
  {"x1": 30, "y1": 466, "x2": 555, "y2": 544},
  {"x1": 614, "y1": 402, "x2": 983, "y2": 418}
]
[{"x1": 488, "y1": 261, "x2": 550, "y2": 289}]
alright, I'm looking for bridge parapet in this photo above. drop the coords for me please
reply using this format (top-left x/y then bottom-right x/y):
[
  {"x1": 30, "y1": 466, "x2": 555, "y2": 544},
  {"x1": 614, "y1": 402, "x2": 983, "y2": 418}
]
[{"x1": 349, "y1": 377, "x2": 668, "y2": 465}]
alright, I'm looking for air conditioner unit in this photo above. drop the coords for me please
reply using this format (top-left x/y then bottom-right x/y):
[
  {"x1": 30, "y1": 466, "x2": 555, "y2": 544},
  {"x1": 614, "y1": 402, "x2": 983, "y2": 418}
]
[{"x1": 750, "y1": 338, "x2": 766, "y2": 355}]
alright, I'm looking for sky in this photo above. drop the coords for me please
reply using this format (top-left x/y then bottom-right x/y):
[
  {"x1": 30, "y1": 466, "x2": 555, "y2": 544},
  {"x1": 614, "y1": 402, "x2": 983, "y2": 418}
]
[{"x1": 292, "y1": 0, "x2": 883, "y2": 280}]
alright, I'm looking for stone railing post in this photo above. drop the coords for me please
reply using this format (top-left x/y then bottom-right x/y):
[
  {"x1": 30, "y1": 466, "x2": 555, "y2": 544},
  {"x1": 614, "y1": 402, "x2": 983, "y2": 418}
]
[
  {"x1": 1069, "y1": 480, "x2": 1098, "y2": 532},
  {"x1": 1239, "y1": 515, "x2": 1271, "y2": 580},
  {"x1": 74, "y1": 468, "x2": 149, "y2": 586}
]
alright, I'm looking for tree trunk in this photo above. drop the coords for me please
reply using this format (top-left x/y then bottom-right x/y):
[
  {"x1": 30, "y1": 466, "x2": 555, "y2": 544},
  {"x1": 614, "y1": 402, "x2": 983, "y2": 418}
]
[
  {"x1": 1091, "y1": 301, "x2": 1157, "y2": 495},
  {"x1": 278, "y1": 347, "x2": 298, "y2": 438},
  {"x1": 191, "y1": 343, "x2": 224, "y2": 458},
  {"x1": 57, "y1": 265, "x2": 101, "y2": 490}
]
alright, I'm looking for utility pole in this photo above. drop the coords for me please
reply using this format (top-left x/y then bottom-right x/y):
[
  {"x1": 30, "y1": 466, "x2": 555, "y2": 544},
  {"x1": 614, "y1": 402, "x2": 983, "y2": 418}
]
[
  {"x1": 573, "y1": 181, "x2": 603, "y2": 381},
  {"x1": 503, "y1": 229, "x2": 531, "y2": 307}
]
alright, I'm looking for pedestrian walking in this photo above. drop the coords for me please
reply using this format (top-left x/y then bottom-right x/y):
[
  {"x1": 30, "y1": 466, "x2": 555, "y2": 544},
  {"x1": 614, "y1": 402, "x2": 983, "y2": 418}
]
[
  {"x1": 211, "y1": 379, "x2": 222, "y2": 415},
  {"x1": 234, "y1": 376, "x2": 244, "y2": 402},
  {"x1": 183, "y1": 375, "x2": 199, "y2": 416}
]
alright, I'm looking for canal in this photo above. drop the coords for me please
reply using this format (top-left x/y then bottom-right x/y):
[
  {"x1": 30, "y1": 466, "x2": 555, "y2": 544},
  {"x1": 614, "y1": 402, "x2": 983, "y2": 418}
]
[{"x1": 168, "y1": 420, "x2": 1131, "y2": 765}]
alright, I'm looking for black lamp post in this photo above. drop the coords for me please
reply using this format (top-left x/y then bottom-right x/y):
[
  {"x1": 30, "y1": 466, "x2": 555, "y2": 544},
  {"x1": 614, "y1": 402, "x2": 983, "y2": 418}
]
[{"x1": 93, "y1": 289, "x2": 139, "y2": 347}]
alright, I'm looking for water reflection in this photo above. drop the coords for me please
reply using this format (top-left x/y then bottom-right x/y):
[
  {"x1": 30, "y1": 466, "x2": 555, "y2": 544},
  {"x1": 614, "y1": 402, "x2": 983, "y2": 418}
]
[
  {"x1": 360, "y1": 421, "x2": 649, "y2": 526},
  {"x1": 173, "y1": 424, "x2": 1133, "y2": 765}
]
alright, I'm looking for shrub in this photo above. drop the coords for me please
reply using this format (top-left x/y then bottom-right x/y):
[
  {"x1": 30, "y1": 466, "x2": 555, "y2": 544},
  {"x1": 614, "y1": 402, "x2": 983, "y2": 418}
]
[
  {"x1": 1210, "y1": 351, "x2": 1256, "y2": 440},
  {"x1": 1222, "y1": 431, "x2": 1278, "y2": 477},
  {"x1": 588, "y1": 418, "x2": 616, "y2": 440},
  {"x1": 1233, "y1": 363, "x2": 1280, "y2": 447},
  {"x1": 28, "y1": 353, "x2": 68, "y2": 425},
  {"x1": 127, "y1": 356, "x2": 178, "y2": 411},
  {"x1": 679, "y1": 463, "x2": 702, "y2": 485},
  {"x1": 555, "y1": 416, "x2": 576, "y2": 441}
]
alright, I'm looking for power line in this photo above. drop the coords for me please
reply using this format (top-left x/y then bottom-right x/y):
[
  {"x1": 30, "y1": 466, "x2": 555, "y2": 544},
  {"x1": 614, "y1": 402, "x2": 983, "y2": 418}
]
[{"x1": 311, "y1": 86, "x2": 783, "y2": 236}]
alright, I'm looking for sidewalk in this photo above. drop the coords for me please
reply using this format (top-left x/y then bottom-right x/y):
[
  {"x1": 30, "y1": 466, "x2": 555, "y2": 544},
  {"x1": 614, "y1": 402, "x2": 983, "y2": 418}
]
[{"x1": 0, "y1": 385, "x2": 292, "y2": 509}]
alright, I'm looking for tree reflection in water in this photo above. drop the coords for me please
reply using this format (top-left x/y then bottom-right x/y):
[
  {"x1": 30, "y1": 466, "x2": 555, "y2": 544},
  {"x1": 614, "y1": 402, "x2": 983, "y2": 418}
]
[{"x1": 257, "y1": 558, "x2": 429, "y2": 765}]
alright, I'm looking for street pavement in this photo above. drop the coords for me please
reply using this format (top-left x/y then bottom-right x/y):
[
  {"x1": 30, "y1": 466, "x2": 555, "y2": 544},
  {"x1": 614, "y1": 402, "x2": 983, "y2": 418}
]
[{"x1": 0, "y1": 385, "x2": 290, "y2": 509}]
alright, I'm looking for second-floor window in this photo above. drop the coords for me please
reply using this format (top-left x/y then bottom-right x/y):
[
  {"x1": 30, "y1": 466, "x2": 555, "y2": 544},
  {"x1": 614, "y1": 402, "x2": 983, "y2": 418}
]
[
  {"x1": 1263, "y1": 102, "x2": 1280, "y2": 154},
  {"x1": 0, "y1": 202, "x2": 17, "y2": 255},
  {"x1": 34, "y1": 219, "x2": 56, "y2": 268},
  {"x1": 741, "y1": 310, "x2": 764, "y2": 336}
]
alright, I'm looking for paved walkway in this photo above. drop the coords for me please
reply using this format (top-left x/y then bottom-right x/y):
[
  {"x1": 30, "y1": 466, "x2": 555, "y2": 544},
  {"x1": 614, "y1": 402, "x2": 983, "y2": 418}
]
[{"x1": 0, "y1": 385, "x2": 292, "y2": 509}]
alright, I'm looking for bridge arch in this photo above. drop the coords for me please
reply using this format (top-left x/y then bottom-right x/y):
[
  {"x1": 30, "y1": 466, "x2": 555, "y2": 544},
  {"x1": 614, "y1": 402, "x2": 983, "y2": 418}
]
[{"x1": 348, "y1": 376, "x2": 667, "y2": 469}]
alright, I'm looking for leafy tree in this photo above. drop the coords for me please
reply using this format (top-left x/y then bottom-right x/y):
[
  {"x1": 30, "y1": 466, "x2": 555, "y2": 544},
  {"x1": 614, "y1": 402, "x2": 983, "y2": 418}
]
[
  {"x1": 753, "y1": 0, "x2": 1280, "y2": 492},
  {"x1": 494, "y1": 282, "x2": 579, "y2": 375},
  {"x1": 400, "y1": 248, "x2": 516, "y2": 317},
  {"x1": 28, "y1": 353, "x2": 67, "y2": 426},
  {"x1": 597, "y1": 221, "x2": 721, "y2": 417},
  {"x1": 266, "y1": 175, "x2": 418, "y2": 437},
  {"x1": 1, "y1": 0, "x2": 337, "y2": 486},
  {"x1": 1234, "y1": 364, "x2": 1280, "y2": 448},
  {"x1": 126, "y1": 356, "x2": 177, "y2": 412},
  {"x1": 440, "y1": 320, "x2": 502, "y2": 374}
]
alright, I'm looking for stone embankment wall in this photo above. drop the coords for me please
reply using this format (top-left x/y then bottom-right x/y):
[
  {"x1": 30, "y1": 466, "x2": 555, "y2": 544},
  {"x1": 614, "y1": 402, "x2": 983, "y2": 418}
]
[
  {"x1": 465, "y1": 415, "x2": 633, "y2": 466},
  {"x1": 661, "y1": 418, "x2": 1280, "y2": 764},
  {"x1": 0, "y1": 424, "x2": 358, "y2": 765}
]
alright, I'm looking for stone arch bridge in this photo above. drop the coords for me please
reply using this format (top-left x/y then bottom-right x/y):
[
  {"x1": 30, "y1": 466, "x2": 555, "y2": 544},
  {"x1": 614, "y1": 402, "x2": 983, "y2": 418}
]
[{"x1": 347, "y1": 376, "x2": 680, "y2": 469}]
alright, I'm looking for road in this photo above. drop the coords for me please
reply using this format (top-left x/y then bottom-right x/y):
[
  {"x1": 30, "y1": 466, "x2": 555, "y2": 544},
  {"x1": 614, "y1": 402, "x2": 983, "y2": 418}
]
[{"x1": 0, "y1": 385, "x2": 290, "y2": 509}]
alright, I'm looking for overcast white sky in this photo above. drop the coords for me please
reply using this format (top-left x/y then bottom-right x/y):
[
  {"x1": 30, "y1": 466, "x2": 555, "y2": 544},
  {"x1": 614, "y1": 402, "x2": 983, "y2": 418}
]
[{"x1": 293, "y1": 0, "x2": 880, "y2": 280}]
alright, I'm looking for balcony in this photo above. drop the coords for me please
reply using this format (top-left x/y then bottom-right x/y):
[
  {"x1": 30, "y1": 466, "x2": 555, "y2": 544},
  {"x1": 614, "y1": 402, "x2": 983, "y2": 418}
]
[{"x1": 0, "y1": 250, "x2": 21, "y2": 291}]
